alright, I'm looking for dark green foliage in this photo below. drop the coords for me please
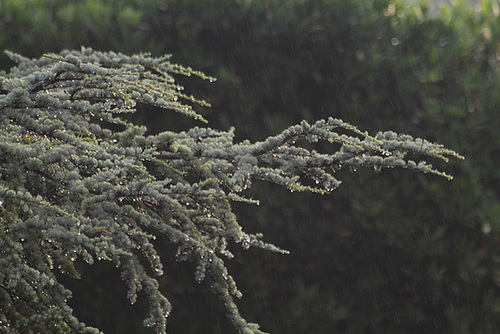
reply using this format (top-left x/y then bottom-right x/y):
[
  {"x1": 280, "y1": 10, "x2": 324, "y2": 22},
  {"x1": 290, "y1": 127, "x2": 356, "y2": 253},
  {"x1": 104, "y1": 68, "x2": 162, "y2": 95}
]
[{"x1": 0, "y1": 0, "x2": 162, "y2": 68}]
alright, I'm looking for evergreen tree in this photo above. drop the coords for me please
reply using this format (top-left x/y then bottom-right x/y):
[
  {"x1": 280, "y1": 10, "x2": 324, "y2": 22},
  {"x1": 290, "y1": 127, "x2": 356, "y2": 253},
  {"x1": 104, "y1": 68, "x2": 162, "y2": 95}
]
[{"x1": 0, "y1": 48, "x2": 463, "y2": 333}]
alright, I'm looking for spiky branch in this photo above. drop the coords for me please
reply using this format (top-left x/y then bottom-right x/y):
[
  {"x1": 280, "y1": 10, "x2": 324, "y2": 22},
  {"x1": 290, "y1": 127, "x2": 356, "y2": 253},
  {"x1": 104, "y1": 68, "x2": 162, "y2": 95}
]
[{"x1": 0, "y1": 48, "x2": 462, "y2": 334}]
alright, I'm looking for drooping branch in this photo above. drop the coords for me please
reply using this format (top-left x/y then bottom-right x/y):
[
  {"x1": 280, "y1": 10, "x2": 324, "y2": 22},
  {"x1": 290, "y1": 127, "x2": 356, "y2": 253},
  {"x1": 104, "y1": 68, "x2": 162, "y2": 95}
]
[{"x1": 0, "y1": 48, "x2": 462, "y2": 334}]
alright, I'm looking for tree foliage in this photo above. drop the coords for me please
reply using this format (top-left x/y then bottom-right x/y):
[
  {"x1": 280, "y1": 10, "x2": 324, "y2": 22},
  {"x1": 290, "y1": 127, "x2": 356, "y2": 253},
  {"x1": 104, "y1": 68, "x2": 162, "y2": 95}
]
[{"x1": 0, "y1": 48, "x2": 463, "y2": 333}]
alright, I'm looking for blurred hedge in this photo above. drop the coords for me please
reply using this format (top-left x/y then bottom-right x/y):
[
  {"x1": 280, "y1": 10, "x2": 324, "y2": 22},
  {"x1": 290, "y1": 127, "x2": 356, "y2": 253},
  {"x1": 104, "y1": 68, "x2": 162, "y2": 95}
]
[{"x1": 3, "y1": 0, "x2": 500, "y2": 333}]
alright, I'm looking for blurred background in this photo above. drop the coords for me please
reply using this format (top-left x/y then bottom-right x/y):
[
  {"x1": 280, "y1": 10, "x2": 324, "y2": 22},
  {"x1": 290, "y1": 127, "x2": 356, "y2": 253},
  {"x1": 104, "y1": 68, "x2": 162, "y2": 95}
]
[{"x1": 2, "y1": 0, "x2": 500, "y2": 332}]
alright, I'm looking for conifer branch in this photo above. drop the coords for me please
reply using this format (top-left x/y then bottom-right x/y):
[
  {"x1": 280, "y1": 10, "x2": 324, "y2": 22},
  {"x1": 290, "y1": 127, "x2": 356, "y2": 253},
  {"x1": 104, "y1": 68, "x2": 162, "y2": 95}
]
[{"x1": 0, "y1": 48, "x2": 462, "y2": 333}]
